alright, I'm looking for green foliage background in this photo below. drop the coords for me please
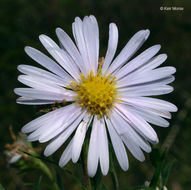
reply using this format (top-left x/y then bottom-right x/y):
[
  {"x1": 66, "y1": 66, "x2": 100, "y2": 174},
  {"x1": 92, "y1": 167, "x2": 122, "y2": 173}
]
[{"x1": 0, "y1": 0, "x2": 191, "y2": 189}]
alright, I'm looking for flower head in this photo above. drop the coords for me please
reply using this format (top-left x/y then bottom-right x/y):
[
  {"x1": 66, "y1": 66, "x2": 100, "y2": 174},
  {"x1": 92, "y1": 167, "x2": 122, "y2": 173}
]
[
  {"x1": 14, "y1": 15, "x2": 177, "y2": 177},
  {"x1": 69, "y1": 70, "x2": 118, "y2": 116},
  {"x1": 4, "y1": 126, "x2": 40, "y2": 164}
]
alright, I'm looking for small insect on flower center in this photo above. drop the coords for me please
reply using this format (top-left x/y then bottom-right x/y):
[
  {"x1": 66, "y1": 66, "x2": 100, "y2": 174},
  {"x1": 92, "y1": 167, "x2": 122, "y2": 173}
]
[{"x1": 69, "y1": 69, "x2": 118, "y2": 117}]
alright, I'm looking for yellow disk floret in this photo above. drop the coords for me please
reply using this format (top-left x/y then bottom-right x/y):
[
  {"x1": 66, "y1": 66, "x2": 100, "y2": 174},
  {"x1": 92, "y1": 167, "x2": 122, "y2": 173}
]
[{"x1": 69, "y1": 71, "x2": 118, "y2": 117}]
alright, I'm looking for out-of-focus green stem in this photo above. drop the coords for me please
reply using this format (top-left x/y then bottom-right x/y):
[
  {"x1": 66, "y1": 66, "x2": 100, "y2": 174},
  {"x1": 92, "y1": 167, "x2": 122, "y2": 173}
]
[
  {"x1": 110, "y1": 154, "x2": 119, "y2": 190},
  {"x1": 24, "y1": 151, "x2": 60, "y2": 190},
  {"x1": 32, "y1": 156, "x2": 54, "y2": 181},
  {"x1": 32, "y1": 156, "x2": 60, "y2": 190},
  {"x1": 52, "y1": 182, "x2": 60, "y2": 190},
  {"x1": 82, "y1": 142, "x2": 92, "y2": 190}
]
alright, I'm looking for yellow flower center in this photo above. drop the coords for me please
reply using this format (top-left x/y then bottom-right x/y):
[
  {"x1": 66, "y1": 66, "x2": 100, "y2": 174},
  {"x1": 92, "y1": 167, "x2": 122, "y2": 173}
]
[{"x1": 69, "y1": 71, "x2": 118, "y2": 117}]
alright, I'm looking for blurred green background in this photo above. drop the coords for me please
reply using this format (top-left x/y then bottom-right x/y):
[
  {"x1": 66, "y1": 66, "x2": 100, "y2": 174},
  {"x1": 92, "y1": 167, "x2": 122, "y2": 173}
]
[{"x1": 0, "y1": 0, "x2": 191, "y2": 189}]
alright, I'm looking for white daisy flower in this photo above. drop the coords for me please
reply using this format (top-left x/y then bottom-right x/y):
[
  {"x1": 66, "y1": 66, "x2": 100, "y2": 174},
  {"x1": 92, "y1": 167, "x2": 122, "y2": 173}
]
[{"x1": 14, "y1": 15, "x2": 177, "y2": 177}]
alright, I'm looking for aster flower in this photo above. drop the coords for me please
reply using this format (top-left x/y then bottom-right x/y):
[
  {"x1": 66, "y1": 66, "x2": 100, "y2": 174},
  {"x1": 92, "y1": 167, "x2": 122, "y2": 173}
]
[{"x1": 14, "y1": 15, "x2": 177, "y2": 177}]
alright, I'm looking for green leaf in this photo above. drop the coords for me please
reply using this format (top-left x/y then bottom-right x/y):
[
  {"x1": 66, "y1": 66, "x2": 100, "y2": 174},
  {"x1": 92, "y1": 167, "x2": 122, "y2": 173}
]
[
  {"x1": 161, "y1": 161, "x2": 174, "y2": 186},
  {"x1": 17, "y1": 152, "x2": 54, "y2": 181},
  {"x1": 0, "y1": 184, "x2": 5, "y2": 190},
  {"x1": 52, "y1": 163, "x2": 65, "y2": 190},
  {"x1": 150, "y1": 148, "x2": 167, "y2": 188}
]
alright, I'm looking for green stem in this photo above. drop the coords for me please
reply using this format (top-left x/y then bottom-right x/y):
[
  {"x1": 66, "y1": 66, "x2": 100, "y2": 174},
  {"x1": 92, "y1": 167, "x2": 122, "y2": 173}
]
[
  {"x1": 82, "y1": 144, "x2": 92, "y2": 190},
  {"x1": 110, "y1": 154, "x2": 119, "y2": 190},
  {"x1": 29, "y1": 152, "x2": 60, "y2": 190},
  {"x1": 52, "y1": 182, "x2": 60, "y2": 190}
]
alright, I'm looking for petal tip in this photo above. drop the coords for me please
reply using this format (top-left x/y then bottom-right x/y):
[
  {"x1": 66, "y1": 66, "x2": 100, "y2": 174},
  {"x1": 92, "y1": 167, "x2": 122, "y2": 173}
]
[
  {"x1": 140, "y1": 156, "x2": 145, "y2": 162},
  {"x1": 13, "y1": 88, "x2": 17, "y2": 94},
  {"x1": 144, "y1": 29, "x2": 150, "y2": 39},
  {"x1": 155, "y1": 44, "x2": 161, "y2": 49},
  {"x1": 17, "y1": 65, "x2": 22, "y2": 71},
  {"x1": 173, "y1": 105, "x2": 178, "y2": 112},
  {"x1": 24, "y1": 46, "x2": 32, "y2": 54},
  {"x1": 21, "y1": 127, "x2": 27, "y2": 133},
  {"x1": 71, "y1": 156, "x2": 78, "y2": 163},
  {"x1": 39, "y1": 34, "x2": 48, "y2": 42},
  {"x1": 154, "y1": 137, "x2": 159, "y2": 144},
  {"x1": 87, "y1": 171, "x2": 96, "y2": 178},
  {"x1": 55, "y1": 27, "x2": 62, "y2": 35},
  {"x1": 44, "y1": 149, "x2": 51, "y2": 157},
  {"x1": 58, "y1": 160, "x2": 63, "y2": 167}
]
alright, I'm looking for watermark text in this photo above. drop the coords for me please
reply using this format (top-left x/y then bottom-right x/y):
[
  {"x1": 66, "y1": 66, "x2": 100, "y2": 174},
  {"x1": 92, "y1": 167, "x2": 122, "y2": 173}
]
[{"x1": 160, "y1": 6, "x2": 184, "y2": 11}]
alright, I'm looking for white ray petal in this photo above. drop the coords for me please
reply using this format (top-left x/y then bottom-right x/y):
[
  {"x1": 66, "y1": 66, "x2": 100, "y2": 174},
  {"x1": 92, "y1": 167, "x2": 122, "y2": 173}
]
[
  {"x1": 44, "y1": 111, "x2": 85, "y2": 156},
  {"x1": 18, "y1": 75, "x2": 72, "y2": 95},
  {"x1": 116, "y1": 45, "x2": 161, "y2": 79},
  {"x1": 110, "y1": 110, "x2": 130, "y2": 135},
  {"x1": 90, "y1": 15, "x2": 99, "y2": 69},
  {"x1": 39, "y1": 35, "x2": 80, "y2": 81},
  {"x1": 18, "y1": 65, "x2": 68, "y2": 86},
  {"x1": 116, "y1": 103, "x2": 159, "y2": 143},
  {"x1": 105, "y1": 117, "x2": 129, "y2": 171},
  {"x1": 127, "y1": 106, "x2": 169, "y2": 127},
  {"x1": 137, "y1": 54, "x2": 167, "y2": 73},
  {"x1": 59, "y1": 139, "x2": 73, "y2": 167},
  {"x1": 87, "y1": 117, "x2": 99, "y2": 177},
  {"x1": 117, "y1": 67, "x2": 176, "y2": 88},
  {"x1": 111, "y1": 108, "x2": 151, "y2": 153},
  {"x1": 102, "y1": 23, "x2": 118, "y2": 74},
  {"x1": 145, "y1": 108, "x2": 172, "y2": 119},
  {"x1": 120, "y1": 97, "x2": 177, "y2": 112},
  {"x1": 119, "y1": 84, "x2": 173, "y2": 97},
  {"x1": 14, "y1": 88, "x2": 74, "y2": 101},
  {"x1": 39, "y1": 108, "x2": 84, "y2": 143},
  {"x1": 16, "y1": 97, "x2": 55, "y2": 105},
  {"x1": 21, "y1": 104, "x2": 76, "y2": 133},
  {"x1": 24, "y1": 46, "x2": 72, "y2": 83},
  {"x1": 55, "y1": 28, "x2": 85, "y2": 72},
  {"x1": 26, "y1": 105, "x2": 81, "y2": 142},
  {"x1": 98, "y1": 118, "x2": 109, "y2": 176},
  {"x1": 121, "y1": 135, "x2": 145, "y2": 162},
  {"x1": 82, "y1": 16, "x2": 99, "y2": 73},
  {"x1": 125, "y1": 76, "x2": 175, "y2": 91},
  {"x1": 72, "y1": 17, "x2": 89, "y2": 75},
  {"x1": 43, "y1": 125, "x2": 76, "y2": 156},
  {"x1": 107, "y1": 29, "x2": 150, "y2": 74},
  {"x1": 27, "y1": 112, "x2": 65, "y2": 142},
  {"x1": 72, "y1": 114, "x2": 92, "y2": 163},
  {"x1": 9, "y1": 155, "x2": 22, "y2": 164}
]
